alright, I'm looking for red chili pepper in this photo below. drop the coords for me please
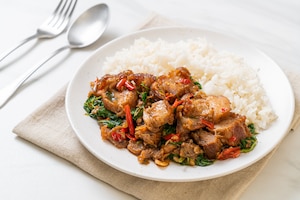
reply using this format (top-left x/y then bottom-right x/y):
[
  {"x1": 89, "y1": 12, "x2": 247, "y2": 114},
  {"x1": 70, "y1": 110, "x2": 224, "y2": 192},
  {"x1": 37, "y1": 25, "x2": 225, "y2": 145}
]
[
  {"x1": 172, "y1": 99, "x2": 184, "y2": 108},
  {"x1": 179, "y1": 78, "x2": 191, "y2": 84},
  {"x1": 126, "y1": 133, "x2": 137, "y2": 141},
  {"x1": 120, "y1": 127, "x2": 128, "y2": 133},
  {"x1": 163, "y1": 133, "x2": 180, "y2": 142},
  {"x1": 221, "y1": 107, "x2": 228, "y2": 113},
  {"x1": 165, "y1": 93, "x2": 175, "y2": 101},
  {"x1": 217, "y1": 147, "x2": 241, "y2": 160},
  {"x1": 124, "y1": 104, "x2": 135, "y2": 136},
  {"x1": 124, "y1": 80, "x2": 136, "y2": 91},
  {"x1": 111, "y1": 131, "x2": 124, "y2": 142},
  {"x1": 201, "y1": 118, "x2": 214, "y2": 129},
  {"x1": 229, "y1": 136, "x2": 237, "y2": 143},
  {"x1": 116, "y1": 78, "x2": 127, "y2": 91}
]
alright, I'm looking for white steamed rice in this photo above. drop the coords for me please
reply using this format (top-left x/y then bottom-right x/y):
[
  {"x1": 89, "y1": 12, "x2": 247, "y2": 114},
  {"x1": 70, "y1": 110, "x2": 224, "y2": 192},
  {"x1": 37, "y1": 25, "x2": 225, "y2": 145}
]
[{"x1": 102, "y1": 38, "x2": 277, "y2": 130}]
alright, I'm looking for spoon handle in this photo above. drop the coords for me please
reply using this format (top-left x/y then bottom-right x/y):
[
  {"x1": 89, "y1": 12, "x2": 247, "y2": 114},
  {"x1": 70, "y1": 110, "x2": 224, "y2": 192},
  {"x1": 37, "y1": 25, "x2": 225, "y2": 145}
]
[
  {"x1": 0, "y1": 33, "x2": 38, "y2": 63},
  {"x1": 0, "y1": 45, "x2": 69, "y2": 108}
]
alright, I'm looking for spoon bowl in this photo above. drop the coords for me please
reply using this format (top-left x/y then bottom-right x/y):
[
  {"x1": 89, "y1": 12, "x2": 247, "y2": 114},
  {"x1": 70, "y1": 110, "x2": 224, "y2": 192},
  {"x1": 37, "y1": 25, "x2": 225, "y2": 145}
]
[
  {"x1": 0, "y1": 3, "x2": 110, "y2": 108},
  {"x1": 68, "y1": 4, "x2": 109, "y2": 48}
]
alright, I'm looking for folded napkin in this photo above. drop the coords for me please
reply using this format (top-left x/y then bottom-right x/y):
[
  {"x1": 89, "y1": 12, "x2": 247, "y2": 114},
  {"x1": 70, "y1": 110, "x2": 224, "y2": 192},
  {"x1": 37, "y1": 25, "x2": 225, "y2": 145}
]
[{"x1": 13, "y1": 14, "x2": 300, "y2": 200}]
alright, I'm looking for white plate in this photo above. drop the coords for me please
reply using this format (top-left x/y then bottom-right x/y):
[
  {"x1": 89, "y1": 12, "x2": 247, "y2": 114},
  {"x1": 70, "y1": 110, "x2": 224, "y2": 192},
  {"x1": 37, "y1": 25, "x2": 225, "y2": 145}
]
[{"x1": 65, "y1": 27, "x2": 295, "y2": 182}]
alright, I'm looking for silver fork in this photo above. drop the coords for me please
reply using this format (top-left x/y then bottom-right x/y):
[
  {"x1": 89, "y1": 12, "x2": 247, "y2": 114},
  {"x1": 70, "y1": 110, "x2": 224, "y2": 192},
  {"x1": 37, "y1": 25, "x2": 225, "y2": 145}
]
[{"x1": 0, "y1": 0, "x2": 77, "y2": 63}]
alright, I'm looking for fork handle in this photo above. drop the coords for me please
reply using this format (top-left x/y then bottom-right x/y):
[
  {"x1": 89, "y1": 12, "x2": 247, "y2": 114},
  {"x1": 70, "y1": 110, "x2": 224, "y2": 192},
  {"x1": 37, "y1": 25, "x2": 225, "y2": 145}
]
[
  {"x1": 0, "y1": 45, "x2": 69, "y2": 108},
  {"x1": 0, "y1": 33, "x2": 38, "y2": 62}
]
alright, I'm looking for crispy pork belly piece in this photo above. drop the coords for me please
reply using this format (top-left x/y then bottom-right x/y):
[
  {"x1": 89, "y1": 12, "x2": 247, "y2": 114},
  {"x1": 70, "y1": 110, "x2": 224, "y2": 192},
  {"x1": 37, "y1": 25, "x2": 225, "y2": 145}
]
[
  {"x1": 213, "y1": 113, "x2": 252, "y2": 146},
  {"x1": 176, "y1": 94, "x2": 231, "y2": 135},
  {"x1": 181, "y1": 95, "x2": 231, "y2": 123},
  {"x1": 127, "y1": 140, "x2": 145, "y2": 156},
  {"x1": 90, "y1": 70, "x2": 156, "y2": 117},
  {"x1": 100, "y1": 126, "x2": 128, "y2": 149},
  {"x1": 176, "y1": 104, "x2": 205, "y2": 141},
  {"x1": 191, "y1": 130, "x2": 222, "y2": 159},
  {"x1": 179, "y1": 140, "x2": 203, "y2": 159},
  {"x1": 135, "y1": 125, "x2": 162, "y2": 147},
  {"x1": 206, "y1": 95, "x2": 231, "y2": 122},
  {"x1": 137, "y1": 148, "x2": 158, "y2": 164},
  {"x1": 143, "y1": 100, "x2": 174, "y2": 132},
  {"x1": 150, "y1": 67, "x2": 198, "y2": 101},
  {"x1": 102, "y1": 89, "x2": 138, "y2": 117},
  {"x1": 92, "y1": 70, "x2": 134, "y2": 93},
  {"x1": 127, "y1": 73, "x2": 156, "y2": 92}
]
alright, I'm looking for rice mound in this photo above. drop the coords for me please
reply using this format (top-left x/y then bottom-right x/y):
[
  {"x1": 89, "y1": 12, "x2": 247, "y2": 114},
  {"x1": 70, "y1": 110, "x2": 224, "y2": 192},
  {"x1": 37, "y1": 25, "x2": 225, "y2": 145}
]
[{"x1": 102, "y1": 38, "x2": 277, "y2": 130}]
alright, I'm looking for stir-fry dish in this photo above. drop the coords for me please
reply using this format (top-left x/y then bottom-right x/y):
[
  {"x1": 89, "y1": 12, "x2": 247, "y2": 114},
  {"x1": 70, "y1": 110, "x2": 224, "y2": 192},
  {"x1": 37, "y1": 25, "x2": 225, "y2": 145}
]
[{"x1": 84, "y1": 67, "x2": 257, "y2": 167}]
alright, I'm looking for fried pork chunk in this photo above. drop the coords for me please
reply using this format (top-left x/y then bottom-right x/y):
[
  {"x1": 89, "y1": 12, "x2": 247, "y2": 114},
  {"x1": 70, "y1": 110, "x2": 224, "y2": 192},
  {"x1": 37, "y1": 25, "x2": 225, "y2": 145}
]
[
  {"x1": 150, "y1": 67, "x2": 198, "y2": 102},
  {"x1": 176, "y1": 93, "x2": 231, "y2": 140},
  {"x1": 143, "y1": 100, "x2": 174, "y2": 132},
  {"x1": 213, "y1": 113, "x2": 252, "y2": 146},
  {"x1": 90, "y1": 70, "x2": 156, "y2": 117}
]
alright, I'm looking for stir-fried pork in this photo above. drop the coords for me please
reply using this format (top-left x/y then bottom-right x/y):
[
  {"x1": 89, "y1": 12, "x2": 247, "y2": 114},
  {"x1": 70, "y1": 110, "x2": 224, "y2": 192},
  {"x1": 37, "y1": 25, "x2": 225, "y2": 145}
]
[
  {"x1": 213, "y1": 113, "x2": 252, "y2": 146},
  {"x1": 176, "y1": 94, "x2": 231, "y2": 134},
  {"x1": 85, "y1": 67, "x2": 257, "y2": 167},
  {"x1": 150, "y1": 67, "x2": 198, "y2": 102},
  {"x1": 127, "y1": 140, "x2": 145, "y2": 155},
  {"x1": 100, "y1": 125, "x2": 128, "y2": 149},
  {"x1": 135, "y1": 125, "x2": 161, "y2": 147},
  {"x1": 143, "y1": 100, "x2": 174, "y2": 132},
  {"x1": 191, "y1": 130, "x2": 222, "y2": 159},
  {"x1": 102, "y1": 89, "x2": 138, "y2": 117},
  {"x1": 179, "y1": 140, "x2": 203, "y2": 159}
]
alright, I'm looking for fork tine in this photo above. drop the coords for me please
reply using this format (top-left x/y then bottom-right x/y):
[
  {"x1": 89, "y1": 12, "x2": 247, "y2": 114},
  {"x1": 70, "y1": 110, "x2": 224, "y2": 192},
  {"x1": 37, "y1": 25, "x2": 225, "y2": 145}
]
[
  {"x1": 43, "y1": 0, "x2": 67, "y2": 26},
  {"x1": 48, "y1": 0, "x2": 69, "y2": 26},
  {"x1": 54, "y1": 0, "x2": 77, "y2": 29}
]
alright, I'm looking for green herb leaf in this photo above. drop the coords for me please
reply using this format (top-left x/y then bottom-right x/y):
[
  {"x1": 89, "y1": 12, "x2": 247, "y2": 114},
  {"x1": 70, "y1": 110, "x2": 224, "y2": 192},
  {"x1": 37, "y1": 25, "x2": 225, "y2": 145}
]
[
  {"x1": 247, "y1": 123, "x2": 258, "y2": 135},
  {"x1": 240, "y1": 136, "x2": 257, "y2": 153},
  {"x1": 195, "y1": 154, "x2": 214, "y2": 166},
  {"x1": 140, "y1": 92, "x2": 148, "y2": 104},
  {"x1": 194, "y1": 81, "x2": 202, "y2": 89},
  {"x1": 83, "y1": 95, "x2": 103, "y2": 119},
  {"x1": 190, "y1": 76, "x2": 202, "y2": 89},
  {"x1": 99, "y1": 119, "x2": 123, "y2": 129},
  {"x1": 131, "y1": 106, "x2": 144, "y2": 121},
  {"x1": 83, "y1": 95, "x2": 120, "y2": 120},
  {"x1": 162, "y1": 124, "x2": 176, "y2": 136}
]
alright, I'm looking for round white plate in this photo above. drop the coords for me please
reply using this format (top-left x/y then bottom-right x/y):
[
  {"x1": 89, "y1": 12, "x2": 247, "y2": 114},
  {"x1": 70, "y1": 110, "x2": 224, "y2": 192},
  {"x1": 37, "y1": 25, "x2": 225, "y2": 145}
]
[{"x1": 66, "y1": 27, "x2": 295, "y2": 182}]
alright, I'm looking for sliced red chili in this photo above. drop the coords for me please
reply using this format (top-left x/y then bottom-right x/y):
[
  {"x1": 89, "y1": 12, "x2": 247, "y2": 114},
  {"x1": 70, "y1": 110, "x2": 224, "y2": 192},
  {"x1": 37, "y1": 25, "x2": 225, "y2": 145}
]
[
  {"x1": 120, "y1": 127, "x2": 128, "y2": 133},
  {"x1": 229, "y1": 136, "x2": 237, "y2": 143},
  {"x1": 111, "y1": 131, "x2": 124, "y2": 142},
  {"x1": 126, "y1": 133, "x2": 137, "y2": 141},
  {"x1": 124, "y1": 80, "x2": 136, "y2": 91},
  {"x1": 221, "y1": 107, "x2": 229, "y2": 113},
  {"x1": 201, "y1": 118, "x2": 214, "y2": 129},
  {"x1": 116, "y1": 78, "x2": 127, "y2": 91},
  {"x1": 165, "y1": 93, "x2": 175, "y2": 101},
  {"x1": 172, "y1": 99, "x2": 184, "y2": 108},
  {"x1": 217, "y1": 147, "x2": 241, "y2": 160},
  {"x1": 124, "y1": 104, "x2": 135, "y2": 136},
  {"x1": 163, "y1": 133, "x2": 180, "y2": 142},
  {"x1": 179, "y1": 78, "x2": 191, "y2": 84}
]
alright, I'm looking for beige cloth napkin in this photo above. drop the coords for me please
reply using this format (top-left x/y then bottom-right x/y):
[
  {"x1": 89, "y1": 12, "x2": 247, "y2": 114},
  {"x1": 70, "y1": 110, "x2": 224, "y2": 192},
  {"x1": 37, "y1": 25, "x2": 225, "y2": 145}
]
[{"x1": 13, "y1": 14, "x2": 300, "y2": 200}]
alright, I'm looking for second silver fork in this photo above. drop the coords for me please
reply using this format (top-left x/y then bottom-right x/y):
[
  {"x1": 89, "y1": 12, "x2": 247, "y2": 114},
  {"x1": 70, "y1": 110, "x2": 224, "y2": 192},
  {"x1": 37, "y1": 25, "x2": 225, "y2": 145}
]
[{"x1": 0, "y1": 0, "x2": 77, "y2": 63}]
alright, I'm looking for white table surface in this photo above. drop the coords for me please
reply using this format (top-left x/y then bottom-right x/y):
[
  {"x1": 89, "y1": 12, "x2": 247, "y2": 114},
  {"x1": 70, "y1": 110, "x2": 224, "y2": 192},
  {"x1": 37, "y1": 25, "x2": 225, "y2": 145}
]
[{"x1": 1, "y1": 0, "x2": 299, "y2": 199}]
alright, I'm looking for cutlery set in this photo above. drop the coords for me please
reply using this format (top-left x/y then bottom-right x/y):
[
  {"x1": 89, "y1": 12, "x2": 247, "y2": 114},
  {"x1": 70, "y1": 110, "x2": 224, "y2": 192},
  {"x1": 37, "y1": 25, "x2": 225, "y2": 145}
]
[{"x1": 0, "y1": 1, "x2": 109, "y2": 108}]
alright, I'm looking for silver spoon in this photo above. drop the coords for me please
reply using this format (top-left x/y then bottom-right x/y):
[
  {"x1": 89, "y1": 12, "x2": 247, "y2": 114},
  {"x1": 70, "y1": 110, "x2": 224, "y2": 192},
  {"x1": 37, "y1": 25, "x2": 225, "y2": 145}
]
[{"x1": 0, "y1": 4, "x2": 109, "y2": 108}]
